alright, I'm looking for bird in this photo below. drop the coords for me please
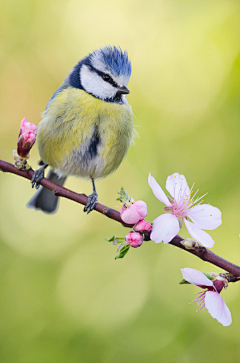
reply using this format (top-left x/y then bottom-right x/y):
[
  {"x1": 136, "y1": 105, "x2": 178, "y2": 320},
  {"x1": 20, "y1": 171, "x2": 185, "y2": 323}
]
[{"x1": 27, "y1": 46, "x2": 134, "y2": 214}]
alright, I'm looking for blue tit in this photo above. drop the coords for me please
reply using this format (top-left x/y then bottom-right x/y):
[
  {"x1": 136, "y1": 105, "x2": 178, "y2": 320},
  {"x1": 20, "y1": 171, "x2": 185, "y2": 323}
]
[{"x1": 27, "y1": 46, "x2": 134, "y2": 214}]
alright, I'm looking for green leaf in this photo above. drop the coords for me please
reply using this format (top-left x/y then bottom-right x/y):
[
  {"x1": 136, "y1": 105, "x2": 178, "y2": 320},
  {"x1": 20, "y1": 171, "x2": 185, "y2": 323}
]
[
  {"x1": 179, "y1": 279, "x2": 190, "y2": 285},
  {"x1": 105, "y1": 235, "x2": 125, "y2": 245},
  {"x1": 105, "y1": 235, "x2": 116, "y2": 242},
  {"x1": 115, "y1": 244, "x2": 130, "y2": 259}
]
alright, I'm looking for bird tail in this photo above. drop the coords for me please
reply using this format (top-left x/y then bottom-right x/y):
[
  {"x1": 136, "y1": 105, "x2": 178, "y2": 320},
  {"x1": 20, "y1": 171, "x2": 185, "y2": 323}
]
[{"x1": 27, "y1": 169, "x2": 67, "y2": 213}]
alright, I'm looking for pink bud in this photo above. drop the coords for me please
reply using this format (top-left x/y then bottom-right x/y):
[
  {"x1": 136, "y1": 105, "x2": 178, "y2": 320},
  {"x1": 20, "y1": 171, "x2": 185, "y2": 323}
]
[
  {"x1": 133, "y1": 200, "x2": 147, "y2": 219},
  {"x1": 17, "y1": 130, "x2": 37, "y2": 157},
  {"x1": 121, "y1": 200, "x2": 148, "y2": 224},
  {"x1": 19, "y1": 117, "x2": 37, "y2": 136},
  {"x1": 125, "y1": 232, "x2": 143, "y2": 248},
  {"x1": 121, "y1": 206, "x2": 140, "y2": 224},
  {"x1": 133, "y1": 220, "x2": 152, "y2": 233},
  {"x1": 17, "y1": 118, "x2": 37, "y2": 157}
]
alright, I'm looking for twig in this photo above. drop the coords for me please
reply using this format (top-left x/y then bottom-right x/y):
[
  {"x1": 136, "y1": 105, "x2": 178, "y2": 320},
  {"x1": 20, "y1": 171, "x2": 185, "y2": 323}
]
[{"x1": 1, "y1": 159, "x2": 240, "y2": 279}]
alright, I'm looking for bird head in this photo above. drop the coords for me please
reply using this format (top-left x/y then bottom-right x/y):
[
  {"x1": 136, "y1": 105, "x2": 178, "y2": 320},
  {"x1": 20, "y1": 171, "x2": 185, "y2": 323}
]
[{"x1": 69, "y1": 46, "x2": 131, "y2": 104}]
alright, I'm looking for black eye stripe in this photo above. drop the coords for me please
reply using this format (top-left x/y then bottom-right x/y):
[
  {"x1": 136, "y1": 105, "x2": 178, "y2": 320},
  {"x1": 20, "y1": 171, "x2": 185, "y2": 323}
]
[
  {"x1": 89, "y1": 65, "x2": 119, "y2": 88},
  {"x1": 102, "y1": 73, "x2": 118, "y2": 87}
]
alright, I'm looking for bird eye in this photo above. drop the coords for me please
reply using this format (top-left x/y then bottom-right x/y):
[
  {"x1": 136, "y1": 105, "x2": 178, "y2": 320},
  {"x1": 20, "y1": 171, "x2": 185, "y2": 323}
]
[{"x1": 102, "y1": 74, "x2": 111, "y2": 81}]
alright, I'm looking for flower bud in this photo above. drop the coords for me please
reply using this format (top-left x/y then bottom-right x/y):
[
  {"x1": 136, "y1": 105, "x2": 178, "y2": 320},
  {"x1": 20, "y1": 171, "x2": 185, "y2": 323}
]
[
  {"x1": 19, "y1": 117, "x2": 37, "y2": 136},
  {"x1": 181, "y1": 238, "x2": 196, "y2": 250},
  {"x1": 121, "y1": 206, "x2": 140, "y2": 224},
  {"x1": 17, "y1": 131, "x2": 37, "y2": 157},
  {"x1": 133, "y1": 220, "x2": 152, "y2": 233},
  {"x1": 133, "y1": 200, "x2": 148, "y2": 219},
  {"x1": 16, "y1": 118, "x2": 37, "y2": 157},
  {"x1": 125, "y1": 232, "x2": 143, "y2": 248},
  {"x1": 13, "y1": 118, "x2": 38, "y2": 169},
  {"x1": 121, "y1": 200, "x2": 147, "y2": 224},
  {"x1": 180, "y1": 238, "x2": 206, "y2": 253}
]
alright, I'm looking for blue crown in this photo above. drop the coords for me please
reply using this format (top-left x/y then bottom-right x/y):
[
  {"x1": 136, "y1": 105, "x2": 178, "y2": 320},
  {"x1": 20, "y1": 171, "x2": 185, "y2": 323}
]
[{"x1": 91, "y1": 46, "x2": 131, "y2": 78}]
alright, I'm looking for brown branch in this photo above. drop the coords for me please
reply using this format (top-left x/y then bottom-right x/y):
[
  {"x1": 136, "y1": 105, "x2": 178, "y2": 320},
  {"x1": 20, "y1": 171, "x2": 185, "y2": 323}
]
[{"x1": 1, "y1": 159, "x2": 240, "y2": 279}]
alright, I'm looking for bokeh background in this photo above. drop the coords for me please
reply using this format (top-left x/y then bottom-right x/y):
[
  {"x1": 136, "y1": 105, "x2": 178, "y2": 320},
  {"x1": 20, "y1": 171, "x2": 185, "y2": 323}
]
[{"x1": 0, "y1": 0, "x2": 240, "y2": 362}]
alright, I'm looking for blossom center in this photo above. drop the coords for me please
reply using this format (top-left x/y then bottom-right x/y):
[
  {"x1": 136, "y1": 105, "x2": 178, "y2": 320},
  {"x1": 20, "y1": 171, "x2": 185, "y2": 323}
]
[
  {"x1": 190, "y1": 290, "x2": 207, "y2": 312},
  {"x1": 163, "y1": 181, "x2": 208, "y2": 220}
]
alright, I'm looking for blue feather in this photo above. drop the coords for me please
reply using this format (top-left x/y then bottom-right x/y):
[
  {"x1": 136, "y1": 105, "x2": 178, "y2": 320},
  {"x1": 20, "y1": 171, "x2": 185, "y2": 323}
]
[{"x1": 91, "y1": 46, "x2": 131, "y2": 77}]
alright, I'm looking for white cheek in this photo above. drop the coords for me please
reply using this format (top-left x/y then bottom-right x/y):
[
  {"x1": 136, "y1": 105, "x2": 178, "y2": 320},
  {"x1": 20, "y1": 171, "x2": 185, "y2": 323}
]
[{"x1": 80, "y1": 65, "x2": 116, "y2": 100}]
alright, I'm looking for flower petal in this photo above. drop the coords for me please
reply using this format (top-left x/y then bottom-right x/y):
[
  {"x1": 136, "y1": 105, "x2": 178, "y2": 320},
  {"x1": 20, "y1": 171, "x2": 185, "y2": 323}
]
[
  {"x1": 166, "y1": 173, "x2": 190, "y2": 201},
  {"x1": 205, "y1": 291, "x2": 232, "y2": 326},
  {"x1": 181, "y1": 268, "x2": 213, "y2": 287},
  {"x1": 187, "y1": 204, "x2": 222, "y2": 230},
  {"x1": 148, "y1": 173, "x2": 170, "y2": 206},
  {"x1": 20, "y1": 117, "x2": 28, "y2": 132},
  {"x1": 121, "y1": 209, "x2": 140, "y2": 224},
  {"x1": 150, "y1": 214, "x2": 180, "y2": 244},
  {"x1": 184, "y1": 219, "x2": 215, "y2": 248},
  {"x1": 133, "y1": 200, "x2": 148, "y2": 219}
]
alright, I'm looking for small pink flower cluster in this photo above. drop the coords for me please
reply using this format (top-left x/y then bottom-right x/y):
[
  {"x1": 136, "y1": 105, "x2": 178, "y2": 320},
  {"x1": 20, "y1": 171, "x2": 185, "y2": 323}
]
[
  {"x1": 17, "y1": 117, "x2": 37, "y2": 157},
  {"x1": 13, "y1": 117, "x2": 37, "y2": 170},
  {"x1": 121, "y1": 201, "x2": 152, "y2": 248}
]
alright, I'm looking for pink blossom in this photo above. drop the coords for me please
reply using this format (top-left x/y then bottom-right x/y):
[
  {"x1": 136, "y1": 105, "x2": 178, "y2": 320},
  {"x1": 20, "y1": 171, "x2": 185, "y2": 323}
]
[
  {"x1": 17, "y1": 118, "x2": 37, "y2": 157},
  {"x1": 133, "y1": 220, "x2": 152, "y2": 233},
  {"x1": 148, "y1": 173, "x2": 222, "y2": 247},
  {"x1": 125, "y1": 231, "x2": 143, "y2": 248},
  {"x1": 121, "y1": 200, "x2": 147, "y2": 224},
  {"x1": 181, "y1": 267, "x2": 232, "y2": 326},
  {"x1": 19, "y1": 117, "x2": 37, "y2": 136}
]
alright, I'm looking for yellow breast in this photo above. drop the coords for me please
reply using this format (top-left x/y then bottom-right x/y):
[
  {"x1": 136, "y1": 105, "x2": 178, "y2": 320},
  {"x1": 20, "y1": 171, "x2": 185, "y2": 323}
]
[{"x1": 37, "y1": 88, "x2": 134, "y2": 179}]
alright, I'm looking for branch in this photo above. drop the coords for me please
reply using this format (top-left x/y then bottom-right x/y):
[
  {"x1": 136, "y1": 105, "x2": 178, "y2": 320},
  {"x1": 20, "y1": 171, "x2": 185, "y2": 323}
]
[{"x1": 1, "y1": 159, "x2": 240, "y2": 279}]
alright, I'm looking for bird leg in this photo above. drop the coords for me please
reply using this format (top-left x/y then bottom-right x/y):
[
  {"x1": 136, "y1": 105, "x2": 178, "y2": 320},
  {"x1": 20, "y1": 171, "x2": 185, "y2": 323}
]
[
  {"x1": 84, "y1": 178, "x2": 98, "y2": 214},
  {"x1": 31, "y1": 164, "x2": 48, "y2": 189}
]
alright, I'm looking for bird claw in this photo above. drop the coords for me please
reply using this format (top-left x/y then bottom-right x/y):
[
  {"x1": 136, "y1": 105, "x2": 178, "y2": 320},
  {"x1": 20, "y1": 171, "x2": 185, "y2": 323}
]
[
  {"x1": 31, "y1": 166, "x2": 46, "y2": 189},
  {"x1": 84, "y1": 191, "x2": 98, "y2": 214}
]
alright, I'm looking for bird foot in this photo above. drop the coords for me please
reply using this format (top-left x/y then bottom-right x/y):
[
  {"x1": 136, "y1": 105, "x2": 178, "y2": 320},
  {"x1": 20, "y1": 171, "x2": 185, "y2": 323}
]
[
  {"x1": 31, "y1": 165, "x2": 48, "y2": 189},
  {"x1": 84, "y1": 191, "x2": 98, "y2": 214}
]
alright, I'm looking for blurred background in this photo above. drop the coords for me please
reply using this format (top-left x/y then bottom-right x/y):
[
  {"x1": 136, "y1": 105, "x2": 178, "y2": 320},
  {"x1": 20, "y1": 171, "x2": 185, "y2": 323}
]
[{"x1": 0, "y1": 0, "x2": 240, "y2": 362}]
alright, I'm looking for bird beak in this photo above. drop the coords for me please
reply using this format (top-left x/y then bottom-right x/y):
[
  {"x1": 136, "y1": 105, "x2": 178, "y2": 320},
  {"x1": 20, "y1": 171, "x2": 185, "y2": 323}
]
[{"x1": 118, "y1": 86, "x2": 130, "y2": 95}]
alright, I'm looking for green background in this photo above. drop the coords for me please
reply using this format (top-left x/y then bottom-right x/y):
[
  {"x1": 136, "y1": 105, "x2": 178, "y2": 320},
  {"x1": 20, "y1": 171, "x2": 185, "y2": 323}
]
[{"x1": 0, "y1": 0, "x2": 240, "y2": 362}]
